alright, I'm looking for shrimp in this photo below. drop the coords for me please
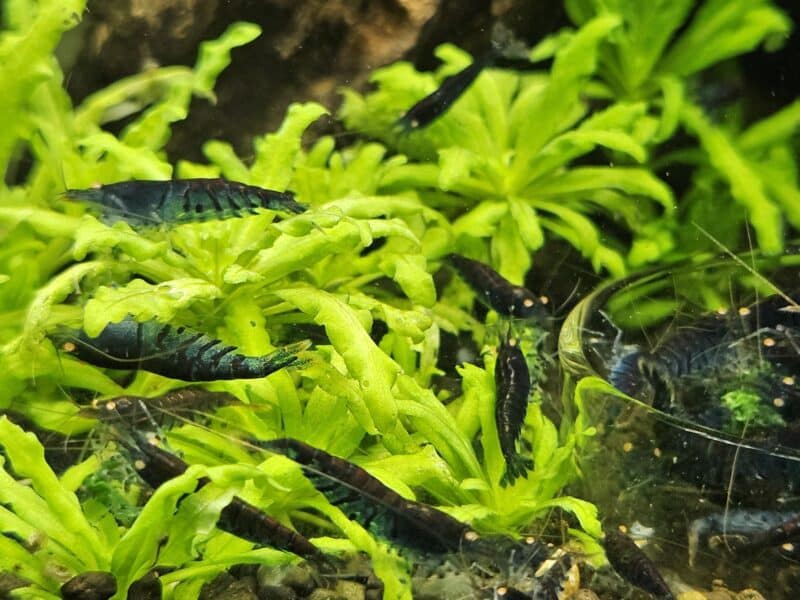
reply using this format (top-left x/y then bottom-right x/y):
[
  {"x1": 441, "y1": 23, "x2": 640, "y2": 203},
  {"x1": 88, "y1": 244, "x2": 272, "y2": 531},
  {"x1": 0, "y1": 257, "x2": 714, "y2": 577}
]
[
  {"x1": 50, "y1": 315, "x2": 307, "y2": 381},
  {"x1": 495, "y1": 337, "x2": 533, "y2": 486},
  {"x1": 447, "y1": 254, "x2": 545, "y2": 320},
  {"x1": 122, "y1": 433, "x2": 323, "y2": 561},
  {"x1": 65, "y1": 178, "x2": 306, "y2": 227}
]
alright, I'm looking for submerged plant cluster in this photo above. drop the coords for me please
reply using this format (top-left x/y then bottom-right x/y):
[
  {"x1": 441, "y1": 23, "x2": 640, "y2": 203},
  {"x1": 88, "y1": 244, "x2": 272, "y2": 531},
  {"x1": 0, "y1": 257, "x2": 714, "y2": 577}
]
[{"x1": 1, "y1": 0, "x2": 799, "y2": 598}]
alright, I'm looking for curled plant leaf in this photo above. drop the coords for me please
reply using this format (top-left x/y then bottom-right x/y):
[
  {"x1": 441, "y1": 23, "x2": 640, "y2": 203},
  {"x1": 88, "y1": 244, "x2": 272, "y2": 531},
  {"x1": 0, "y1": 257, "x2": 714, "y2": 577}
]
[
  {"x1": 82, "y1": 278, "x2": 222, "y2": 336},
  {"x1": 681, "y1": 101, "x2": 784, "y2": 254},
  {"x1": 0, "y1": 417, "x2": 109, "y2": 578},
  {"x1": 277, "y1": 288, "x2": 401, "y2": 434}
]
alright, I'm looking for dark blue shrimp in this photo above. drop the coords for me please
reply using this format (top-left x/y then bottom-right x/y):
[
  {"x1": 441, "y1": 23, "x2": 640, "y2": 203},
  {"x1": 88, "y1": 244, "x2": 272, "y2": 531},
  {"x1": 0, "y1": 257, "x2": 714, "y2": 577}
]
[
  {"x1": 447, "y1": 254, "x2": 545, "y2": 320},
  {"x1": 396, "y1": 56, "x2": 490, "y2": 132},
  {"x1": 495, "y1": 337, "x2": 533, "y2": 487},
  {"x1": 602, "y1": 528, "x2": 673, "y2": 599},
  {"x1": 606, "y1": 348, "x2": 649, "y2": 399},
  {"x1": 637, "y1": 311, "x2": 734, "y2": 410},
  {"x1": 395, "y1": 23, "x2": 542, "y2": 133},
  {"x1": 687, "y1": 509, "x2": 799, "y2": 564},
  {"x1": 121, "y1": 433, "x2": 323, "y2": 561},
  {"x1": 50, "y1": 315, "x2": 306, "y2": 381},
  {"x1": 638, "y1": 294, "x2": 800, "y2": 409},
  {"x1": 65, "y1": 179, "x2": 306, "y2": 227}
]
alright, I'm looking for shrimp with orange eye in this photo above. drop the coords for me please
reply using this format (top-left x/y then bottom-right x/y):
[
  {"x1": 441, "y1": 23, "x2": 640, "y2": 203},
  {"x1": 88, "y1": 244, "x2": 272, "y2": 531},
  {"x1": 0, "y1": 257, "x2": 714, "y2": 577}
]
[{"x1": 446, "y1": 254, "x2": 546, "y2": 320}]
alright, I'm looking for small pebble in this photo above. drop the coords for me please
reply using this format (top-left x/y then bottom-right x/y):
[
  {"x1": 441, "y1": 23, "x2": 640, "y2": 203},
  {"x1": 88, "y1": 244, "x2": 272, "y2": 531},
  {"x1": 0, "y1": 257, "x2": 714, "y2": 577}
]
[
  {"x1": 0, "y1": 572, "x2": 31, "y2": 595},
  {"x1": 61, "y1": 571, "x2": 117, "y2": 600},
  {"x1": 335, "y1": 580, "x2": 366, "y2": 600},
  {"x1": 307, "y1": 590, "x2": 347, "y2": 600},
  {"x1": 258, "y1": 584, "x2": 297, "y2": 600},
  {"x1": 200, "y1": 573, "x2": 258, "y2": 600},
  {"x1": 127, "y1": 571, "x2": 162, "y2": 600},
  {"x1": 258, "y1": 564, "x2": 315, "y2": 597}
]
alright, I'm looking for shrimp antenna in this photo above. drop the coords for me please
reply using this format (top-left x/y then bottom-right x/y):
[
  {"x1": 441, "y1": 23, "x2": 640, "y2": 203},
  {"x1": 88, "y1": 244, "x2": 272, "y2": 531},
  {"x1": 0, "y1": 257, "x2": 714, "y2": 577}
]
[{"x1": 692, "y1": 221, "x2": 798, "y2": 308}]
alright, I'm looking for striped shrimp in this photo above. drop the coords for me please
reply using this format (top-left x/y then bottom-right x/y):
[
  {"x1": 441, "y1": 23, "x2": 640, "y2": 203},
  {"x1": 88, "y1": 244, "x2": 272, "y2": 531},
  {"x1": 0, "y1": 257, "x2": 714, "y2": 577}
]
[
  {"x1": 394, "y1": 23, "x2": 540, "y2": 132},
  {"x1": 260, "y1": 437, "x2": 475, "y2": 555},
  {"x1": 50, "y1": 315, "x2": 307, "y2": 381},
  {"x1": 65, "y1": 178, "x2": 306, "y2": 227}
]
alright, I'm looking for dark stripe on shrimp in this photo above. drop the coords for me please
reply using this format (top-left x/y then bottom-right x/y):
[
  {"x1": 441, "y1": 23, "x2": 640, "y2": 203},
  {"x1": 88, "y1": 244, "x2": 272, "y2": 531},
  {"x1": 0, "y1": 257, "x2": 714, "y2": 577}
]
[
  {"x1": 395, "y1": 56, "x2": 489, "y2": 132},
  {"x1": 258, "y1": 437, "x2": 552, "y2": 572}
]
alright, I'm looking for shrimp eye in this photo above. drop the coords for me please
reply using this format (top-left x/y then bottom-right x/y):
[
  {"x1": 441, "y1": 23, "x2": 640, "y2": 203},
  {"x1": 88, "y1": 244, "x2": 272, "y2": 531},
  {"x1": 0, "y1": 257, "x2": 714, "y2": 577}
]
[
  {"x1": 463, "y1": 530, "x2": 480, "y2": 542},
  {"x1": 522, "y1": 298, "x2": 535, "y2": 308},
  {"x1": 62, "y1": 342, "x2": 76, "y2": 352}
]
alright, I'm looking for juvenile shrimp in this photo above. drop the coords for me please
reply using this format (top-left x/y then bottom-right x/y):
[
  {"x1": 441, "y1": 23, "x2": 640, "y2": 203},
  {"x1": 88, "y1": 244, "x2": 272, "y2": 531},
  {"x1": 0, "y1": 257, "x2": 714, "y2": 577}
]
[
  {"x1": 395, "y1": 56, "x2": 490, "y2": 132},
  {"x1": 80, "y1": 387, "x2": 242, "y2": 429},
  {"x1": 50, "y1": 315, "x2": 307, "y2": 381},
  {"x1": 394, "y1": 23, "x2": 541, "y2": 132},
  {"x1": 65, "y1": 178, "x2": 306, "y2": 227},
  {"x1": 446, "y1": 254, "x2": 546, "y2": 320}
]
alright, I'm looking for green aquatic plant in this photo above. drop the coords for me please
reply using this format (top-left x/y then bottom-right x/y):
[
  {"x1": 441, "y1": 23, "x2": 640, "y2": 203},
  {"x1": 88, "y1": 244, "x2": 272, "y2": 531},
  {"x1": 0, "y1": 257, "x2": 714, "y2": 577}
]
[
  {"x1": 1, "y1": 0, "x2": 799, "y2": 597},
  {"x1": 564, "y1": 0, "x2": 795, "y2": 257},
  {"x1": 341, "y1": 19, "x2": 674, "y2": 280},
  {"x1": 0, "y1": 8, "x2": 595, "y2": 599},
  {"x1": 343, "y1": 0, "x2": 797, "y2": 272}
]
